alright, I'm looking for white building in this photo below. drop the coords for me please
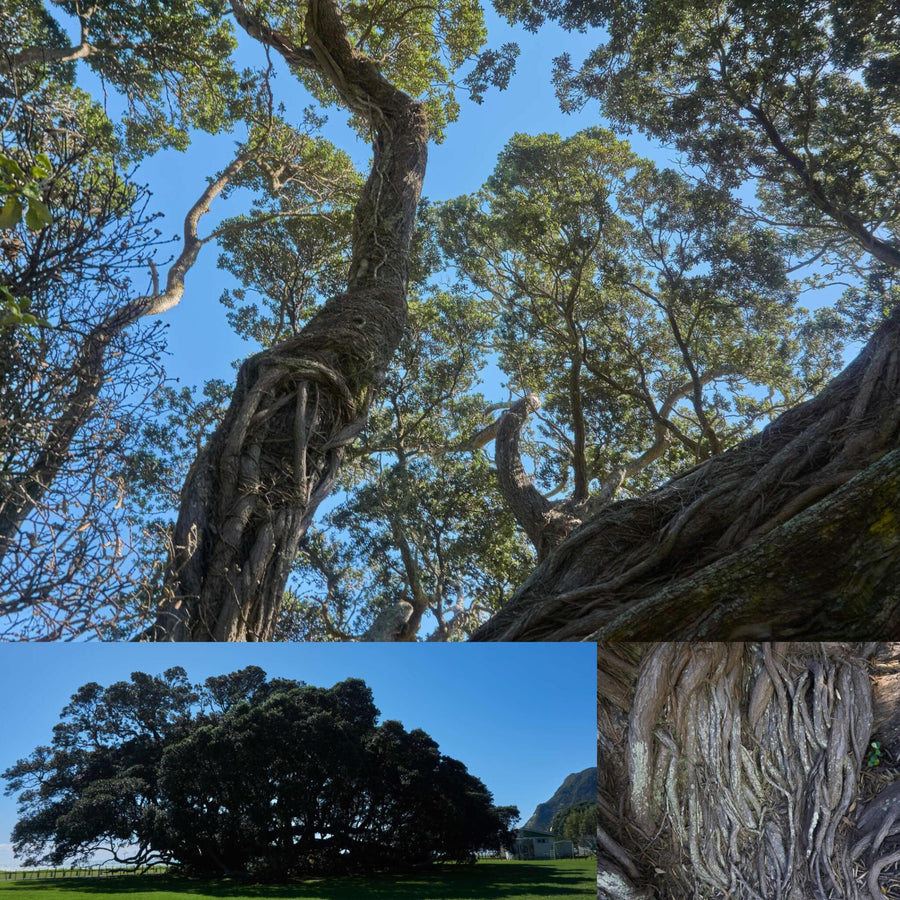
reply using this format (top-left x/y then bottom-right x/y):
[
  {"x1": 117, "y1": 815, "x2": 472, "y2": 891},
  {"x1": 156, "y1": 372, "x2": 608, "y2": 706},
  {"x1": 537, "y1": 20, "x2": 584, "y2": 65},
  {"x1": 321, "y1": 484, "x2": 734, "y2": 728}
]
[{"x1": 513, "y1": 829, "x2": 574, "y2": 859}]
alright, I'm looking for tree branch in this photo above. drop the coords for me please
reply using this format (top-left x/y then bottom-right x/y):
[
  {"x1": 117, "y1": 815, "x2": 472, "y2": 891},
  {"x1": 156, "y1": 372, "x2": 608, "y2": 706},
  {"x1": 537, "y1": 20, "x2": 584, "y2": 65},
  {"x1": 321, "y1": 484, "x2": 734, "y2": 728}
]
[
  {"x1": 473, "y1": 303, "x2": 900, "y2": 640},
  {"x1": 493, "y1": 394, "x2": 582, "y2": 560},
  {"x1": 742, "y1": 99, "x2": 900, "y2": 270},
  {"x1": 0, "y1": 145, "x2": 260, "y2": 563}
]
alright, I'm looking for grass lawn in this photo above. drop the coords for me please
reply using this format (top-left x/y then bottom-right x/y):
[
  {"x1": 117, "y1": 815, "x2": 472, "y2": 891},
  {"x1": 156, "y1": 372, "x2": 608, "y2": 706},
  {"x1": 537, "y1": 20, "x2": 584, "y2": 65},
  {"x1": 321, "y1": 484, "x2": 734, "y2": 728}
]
[{"x1": 0, "y1": 859, "x2": 595, "y2": 900}]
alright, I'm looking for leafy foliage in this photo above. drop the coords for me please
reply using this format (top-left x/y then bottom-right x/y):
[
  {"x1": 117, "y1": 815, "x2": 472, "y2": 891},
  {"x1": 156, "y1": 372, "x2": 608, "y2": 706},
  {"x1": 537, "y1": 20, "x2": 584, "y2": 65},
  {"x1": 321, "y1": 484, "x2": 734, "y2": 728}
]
[
  {"x1": 549, "y1": 801, "x2": 596, "y2": 851},
  {"x1": 494, "y1": 0, "x2": 900, "y2": 272},
  {"x1": 438, "y1": 128, "x2": 845, "y2": 508},
  {"x1": 0, "y1": 149, "x2": 52, "y2": 334},
  {"x1": 3, "y1": 668, "x2": 517, "y2": 877},
  {"x1": 246, "y1": 0, "x2": 491, "y2": 140},
  {"x1": 4, "y1": 0, "x2": 240, "y2": 156}
]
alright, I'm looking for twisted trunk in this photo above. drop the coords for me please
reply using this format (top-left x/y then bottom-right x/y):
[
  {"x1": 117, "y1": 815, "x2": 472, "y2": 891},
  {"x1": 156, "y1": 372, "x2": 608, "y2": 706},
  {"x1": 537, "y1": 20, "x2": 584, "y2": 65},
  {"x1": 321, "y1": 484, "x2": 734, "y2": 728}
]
[
  {"x1": 151, "y1": 0, "x2": 428, "y2": 640},
  {"x1": 596, "y1": 642, "x2": 900, "y2": 900},
  {"x1": 473, "y1": 304, "x2": 900, "y2": 641}
]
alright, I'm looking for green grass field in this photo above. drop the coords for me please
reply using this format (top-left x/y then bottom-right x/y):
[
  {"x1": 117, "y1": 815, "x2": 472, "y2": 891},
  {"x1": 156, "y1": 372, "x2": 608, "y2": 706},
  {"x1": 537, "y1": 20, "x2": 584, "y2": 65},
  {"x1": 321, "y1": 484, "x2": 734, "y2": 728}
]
[{"x1": 0, "y1": 859, "x2": 595, "y2": 900}]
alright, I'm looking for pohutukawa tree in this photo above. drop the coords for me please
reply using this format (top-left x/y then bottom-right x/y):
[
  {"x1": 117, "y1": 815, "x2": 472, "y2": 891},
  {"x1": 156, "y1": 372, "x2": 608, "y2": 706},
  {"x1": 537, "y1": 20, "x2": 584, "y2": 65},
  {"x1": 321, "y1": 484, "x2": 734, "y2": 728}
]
[
  {"x1": 595, "y1": 642, "x2": 900, "y2": 900},
  {"x1": 1, "y1": 0, "x2": 500, "y2": 639},
  {"x1": 472, "y1": 0, "x2": 900, "y2": 640},
  {"x1": 3, "y1": 667, "x2": 518, "y2": 877},
  {"x1": 3, "y1": 0, "x2": 898, "y2": 640},
  {"x1": 438, "y1": 128, "x2": 844, "y2": 562},
  {"x1": 155, "y1": 192, "x2": 533, "y2": 640},
  {"x1": 149, "y1": 0, "x2": 489, "y2": 640}
]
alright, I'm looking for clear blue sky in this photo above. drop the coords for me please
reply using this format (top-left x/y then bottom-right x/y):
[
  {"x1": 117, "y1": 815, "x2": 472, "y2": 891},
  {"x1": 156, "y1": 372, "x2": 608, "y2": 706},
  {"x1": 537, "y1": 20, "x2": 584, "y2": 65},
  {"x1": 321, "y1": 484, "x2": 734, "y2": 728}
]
[
  {"x1": 124, "y1": 9, "x2": 660, "y2": 390},
  {"x1": 0, "y1": 642, "x2": 595, "y2": 868}
]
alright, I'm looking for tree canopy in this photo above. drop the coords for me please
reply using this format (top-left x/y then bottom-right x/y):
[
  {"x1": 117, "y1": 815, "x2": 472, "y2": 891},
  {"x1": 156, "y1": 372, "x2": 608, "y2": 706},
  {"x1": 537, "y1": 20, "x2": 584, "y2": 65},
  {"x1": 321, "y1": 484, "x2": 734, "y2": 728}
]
[
  {"x1": 438, "y1": 128, "x2": 843, "y2": 559},
  {"x1": 3, "y1": 666, "x2": 518, "y2": 877},
  {"x1": 0, "y1": 0, "x2": 898, "y2": 639},
  {"x1": 470, "y1": 0, "x2": 900, "y2": 640}
]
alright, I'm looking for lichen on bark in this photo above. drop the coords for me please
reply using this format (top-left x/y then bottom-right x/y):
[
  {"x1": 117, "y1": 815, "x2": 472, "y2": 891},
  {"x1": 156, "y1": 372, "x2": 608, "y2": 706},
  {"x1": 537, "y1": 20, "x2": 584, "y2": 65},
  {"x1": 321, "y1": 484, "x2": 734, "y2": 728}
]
[{"x1": 596, "y1": 642, "x2": 900, "y2": 900}]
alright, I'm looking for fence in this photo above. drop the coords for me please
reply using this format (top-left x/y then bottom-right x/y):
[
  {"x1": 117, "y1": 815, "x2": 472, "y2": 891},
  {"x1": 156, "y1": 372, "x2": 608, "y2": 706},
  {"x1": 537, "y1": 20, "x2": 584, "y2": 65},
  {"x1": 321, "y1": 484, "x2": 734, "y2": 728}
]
[
  {"x1": 0, "y1": 864, "x2": 171, "y2": 881},
  {"x1": 474, "y1": 848, "x2": 595, "y2": 859}
]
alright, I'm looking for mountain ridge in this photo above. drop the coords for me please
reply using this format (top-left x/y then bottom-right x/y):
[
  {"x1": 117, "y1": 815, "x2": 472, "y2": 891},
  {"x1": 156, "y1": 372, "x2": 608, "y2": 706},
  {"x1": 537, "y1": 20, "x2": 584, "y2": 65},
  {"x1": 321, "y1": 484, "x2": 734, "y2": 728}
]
[{"x1": 523, "y1": 766, "x2": 596, "y2": 831}]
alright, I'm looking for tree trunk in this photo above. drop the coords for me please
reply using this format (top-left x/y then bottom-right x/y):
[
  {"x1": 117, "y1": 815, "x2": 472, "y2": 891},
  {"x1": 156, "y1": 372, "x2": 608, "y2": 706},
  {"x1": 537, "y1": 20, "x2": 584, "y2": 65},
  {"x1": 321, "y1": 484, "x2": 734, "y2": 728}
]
[
  {"x1": 473, "y1": 304, "x2": 900, "y2": 641},
  {"x1": 595, "y1": 642, "x2": 900, "y2": 900},
  {"x1": 150, "y1": 0, "x2": 428, "y2": 640}
]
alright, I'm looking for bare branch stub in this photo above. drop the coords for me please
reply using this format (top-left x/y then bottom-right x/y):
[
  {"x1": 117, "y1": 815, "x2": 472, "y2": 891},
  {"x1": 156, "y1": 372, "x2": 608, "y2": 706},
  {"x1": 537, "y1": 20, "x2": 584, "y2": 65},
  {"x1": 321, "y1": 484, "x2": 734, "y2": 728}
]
[{"x1": 473, "y1": 304, "x2": 900, "y2": 641}]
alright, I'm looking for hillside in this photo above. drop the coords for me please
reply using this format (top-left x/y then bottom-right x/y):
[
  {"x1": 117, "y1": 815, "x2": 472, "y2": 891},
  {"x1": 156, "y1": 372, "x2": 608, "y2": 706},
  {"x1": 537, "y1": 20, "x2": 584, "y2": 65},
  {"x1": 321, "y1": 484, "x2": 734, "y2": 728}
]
[{"x1": 523, "y1": 767, "x2": 596, "y2": 832}]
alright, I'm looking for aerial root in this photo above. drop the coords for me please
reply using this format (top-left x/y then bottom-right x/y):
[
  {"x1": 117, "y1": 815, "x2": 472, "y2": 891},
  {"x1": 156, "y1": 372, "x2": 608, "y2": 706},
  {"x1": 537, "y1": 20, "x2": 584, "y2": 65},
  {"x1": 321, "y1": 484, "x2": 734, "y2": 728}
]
[{"x1": 598, "y1": 643, "x2": 874, "y2": 900}]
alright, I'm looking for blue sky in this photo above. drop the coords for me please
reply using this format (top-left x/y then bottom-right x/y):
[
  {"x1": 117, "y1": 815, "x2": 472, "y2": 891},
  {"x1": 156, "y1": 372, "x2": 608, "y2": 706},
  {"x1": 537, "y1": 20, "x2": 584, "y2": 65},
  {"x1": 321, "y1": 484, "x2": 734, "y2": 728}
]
[
  {"x1": 0, "y1": 642, "x2": 595, "y2": 868},
  {"x1": 124, "y1": 9, "x2": 658, "y2": 390}
]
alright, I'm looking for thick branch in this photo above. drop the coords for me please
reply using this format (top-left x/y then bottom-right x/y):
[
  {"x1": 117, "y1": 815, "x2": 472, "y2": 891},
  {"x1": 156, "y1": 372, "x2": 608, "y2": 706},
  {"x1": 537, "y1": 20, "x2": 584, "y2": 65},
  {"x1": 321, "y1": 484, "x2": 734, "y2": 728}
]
[
  {"x1": 360, "y1": 601, "x2": 414, "y2": 641},
  {"x1": 0, "y1": 42, "x2": 98, "y2": 73},
  {"x1": 494, "y1": 394, "x2": 581, "y2": 560},
  {"x1": 474, "y1": 304, "x2": 900, "y2": 640},
  {"x1": 744, "y1": 100, "x2": 900, "y2": 270},
  {"x1": 229, "y1": 0, "x2": 317, "y2": 71},
  {"x1": 587, "y1": 447, "x2": 900, "y2": 639},
  {"x1": 388, "y1": 513, "x2": 428, "y2": 640},
  {"x1": 1, "y1": 12, "x2": 98, "y2": 74},
  {"x1": 0, "y1": 148, "x2": 255, "y2": 563}
]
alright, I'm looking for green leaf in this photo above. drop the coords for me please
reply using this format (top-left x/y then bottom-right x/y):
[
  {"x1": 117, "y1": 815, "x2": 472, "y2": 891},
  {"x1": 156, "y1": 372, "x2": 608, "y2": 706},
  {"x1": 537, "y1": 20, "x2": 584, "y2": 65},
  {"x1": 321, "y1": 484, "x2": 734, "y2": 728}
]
[
  {"x1": 25, "y1": 198, "x2": 52, "y2": 230},
  {"x1": 0, "y1": 155, "x2": 25, "y2": 180},
  {"x1": 0, "y1": 195, "x2": 23, "y2": 229},
  {"x1": 31, "y1": 153, "x2": 53, "y2": 179}
]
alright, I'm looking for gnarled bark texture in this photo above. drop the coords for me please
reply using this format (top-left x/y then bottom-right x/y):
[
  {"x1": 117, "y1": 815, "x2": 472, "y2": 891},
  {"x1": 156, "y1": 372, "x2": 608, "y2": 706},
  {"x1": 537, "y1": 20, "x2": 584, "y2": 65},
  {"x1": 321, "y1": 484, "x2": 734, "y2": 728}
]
[
  {"x1": 473, "y1": 305, "x2": 900, "y2": 641},
  {"x1": 150, "y1": 0, "x2": 428, "y2": 640},
  {"x1": 596, "y1": 642, "x2": 900, "y2": 900}
]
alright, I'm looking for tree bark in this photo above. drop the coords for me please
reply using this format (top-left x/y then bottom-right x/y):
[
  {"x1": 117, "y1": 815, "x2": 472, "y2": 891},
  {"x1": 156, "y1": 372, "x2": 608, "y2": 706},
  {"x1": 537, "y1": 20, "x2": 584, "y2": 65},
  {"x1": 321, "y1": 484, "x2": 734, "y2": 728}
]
[
  {"x1": 150, "y1": 0, "x2": 428, "y2": 640},
  {"x1": 493, "y1": 394, "x2": 580, "y2": 561},
  {"x1": 595, "y1": 642, "x2": 900, "y2": 900},
  {"x1": 473, "y1": 304, "x2": 900, "y2": 641}
]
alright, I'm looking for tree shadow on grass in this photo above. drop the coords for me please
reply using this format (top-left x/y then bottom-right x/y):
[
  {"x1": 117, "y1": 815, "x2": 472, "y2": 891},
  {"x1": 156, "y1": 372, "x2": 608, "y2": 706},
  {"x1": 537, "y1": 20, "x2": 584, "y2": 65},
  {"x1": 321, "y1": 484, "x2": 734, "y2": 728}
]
[{"x1": 1, "y1": 861, "x2": 595, "y2": 899}]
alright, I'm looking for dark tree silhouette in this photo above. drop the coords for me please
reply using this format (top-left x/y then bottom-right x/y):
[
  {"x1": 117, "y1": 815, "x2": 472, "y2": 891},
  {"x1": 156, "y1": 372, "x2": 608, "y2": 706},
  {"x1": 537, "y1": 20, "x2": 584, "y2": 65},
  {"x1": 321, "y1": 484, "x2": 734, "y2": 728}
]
[{"x1": 3, "y1": 667, "x2": 516, "y2": 877}]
